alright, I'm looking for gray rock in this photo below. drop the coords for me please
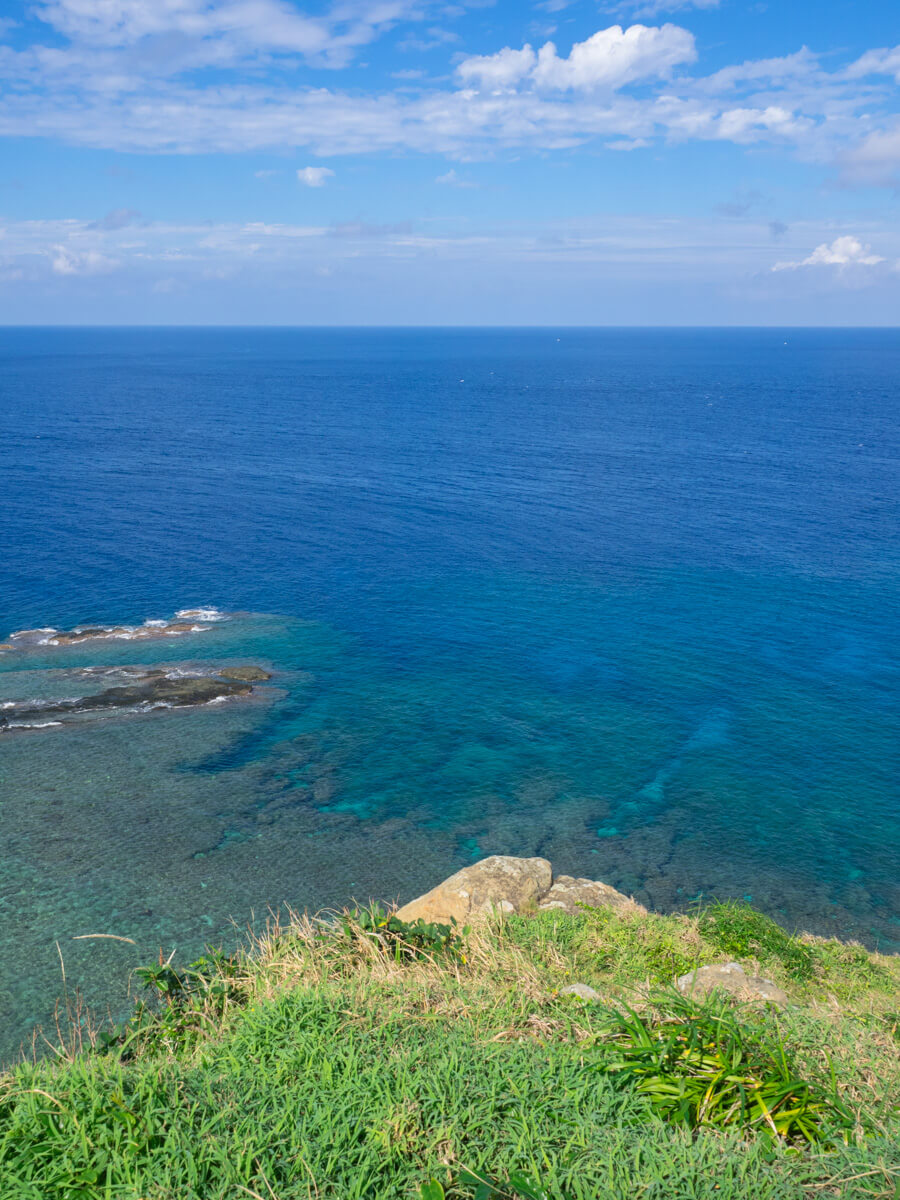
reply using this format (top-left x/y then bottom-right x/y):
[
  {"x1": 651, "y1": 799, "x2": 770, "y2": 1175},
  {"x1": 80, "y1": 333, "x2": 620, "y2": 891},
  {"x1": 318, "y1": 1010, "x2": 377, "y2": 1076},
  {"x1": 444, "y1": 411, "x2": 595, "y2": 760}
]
[
  {"x1": 0, "y1": 671, "x2": 255, "y2": 731},
  {"x1": 677, "y1": 962, "x2": 789, "y2": 1005},
  {"x1": 395, "y1": 855, "x2": 553, "y2": 926},
  {"x1": 559, "y1": 983, "x2": 602, "y2": 1003},
  {"x1": 538, "y1": 875, "x2": 645, "y2": 916}
]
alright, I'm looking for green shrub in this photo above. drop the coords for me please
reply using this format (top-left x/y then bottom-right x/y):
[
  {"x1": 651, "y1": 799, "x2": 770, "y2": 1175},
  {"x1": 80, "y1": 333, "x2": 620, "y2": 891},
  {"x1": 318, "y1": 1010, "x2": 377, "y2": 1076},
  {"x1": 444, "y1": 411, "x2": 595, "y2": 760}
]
[
  {"x1": 698, "y1": 901, "x2": 817, "y2": 980},
  {"x1": 97, "y1": 949, "x2": 245, "y2": 1058},
  {"x1": 340, "y1": 905, "x2": 469, "y2": 964},
  {"x1": 602, "y1": 993, "x2": 855, "y2": 1144}
]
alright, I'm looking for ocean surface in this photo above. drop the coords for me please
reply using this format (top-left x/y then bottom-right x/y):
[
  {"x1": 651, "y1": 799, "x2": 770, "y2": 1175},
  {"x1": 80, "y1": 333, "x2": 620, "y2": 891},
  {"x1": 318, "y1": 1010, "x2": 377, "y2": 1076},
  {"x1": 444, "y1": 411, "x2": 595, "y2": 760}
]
[{"x1": 0, "y1": 327, "x2": 898, "y2": 1060}]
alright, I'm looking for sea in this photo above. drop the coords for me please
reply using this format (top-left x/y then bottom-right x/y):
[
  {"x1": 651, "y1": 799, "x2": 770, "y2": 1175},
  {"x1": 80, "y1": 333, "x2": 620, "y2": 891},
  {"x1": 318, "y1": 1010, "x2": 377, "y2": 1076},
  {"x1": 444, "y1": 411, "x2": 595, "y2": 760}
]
[{"x1": 0, "y1": 327, "x2": 898, "y2": 1060}]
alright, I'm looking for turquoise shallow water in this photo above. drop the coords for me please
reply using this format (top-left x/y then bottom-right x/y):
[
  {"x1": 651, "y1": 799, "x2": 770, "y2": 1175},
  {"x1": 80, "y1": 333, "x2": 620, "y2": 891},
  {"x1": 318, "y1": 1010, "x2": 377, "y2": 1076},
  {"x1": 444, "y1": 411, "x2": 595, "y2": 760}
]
[{"x1": 0, "y1": 327, "x2": 898, "y2": 1059}]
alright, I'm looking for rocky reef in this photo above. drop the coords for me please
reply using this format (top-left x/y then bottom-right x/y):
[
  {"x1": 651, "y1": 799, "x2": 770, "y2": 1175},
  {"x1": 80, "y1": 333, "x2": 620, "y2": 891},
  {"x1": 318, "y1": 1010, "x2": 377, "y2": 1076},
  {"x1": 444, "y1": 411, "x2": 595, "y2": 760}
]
[
  {"x1": 0, "y1": 608, "x2": 228, "y2": 652},
  {"x1": 0, "y1": 665, "x2": 272, "y2": 733}
]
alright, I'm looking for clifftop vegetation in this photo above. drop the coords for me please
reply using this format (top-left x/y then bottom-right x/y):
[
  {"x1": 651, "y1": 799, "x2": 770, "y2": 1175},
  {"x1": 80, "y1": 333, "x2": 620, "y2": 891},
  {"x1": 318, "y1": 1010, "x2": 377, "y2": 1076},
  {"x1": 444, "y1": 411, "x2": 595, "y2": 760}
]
[{"x1": 1, "y1": 889, "x2": 898, "y2": 1199}]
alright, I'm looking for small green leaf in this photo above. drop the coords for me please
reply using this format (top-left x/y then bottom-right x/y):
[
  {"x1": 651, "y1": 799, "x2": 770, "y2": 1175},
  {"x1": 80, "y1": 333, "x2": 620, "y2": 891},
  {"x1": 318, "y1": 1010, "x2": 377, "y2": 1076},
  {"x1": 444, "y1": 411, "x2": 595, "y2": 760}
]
[{"x1": 419, "y1": 1181, "x2": 445, "y2": 1200}]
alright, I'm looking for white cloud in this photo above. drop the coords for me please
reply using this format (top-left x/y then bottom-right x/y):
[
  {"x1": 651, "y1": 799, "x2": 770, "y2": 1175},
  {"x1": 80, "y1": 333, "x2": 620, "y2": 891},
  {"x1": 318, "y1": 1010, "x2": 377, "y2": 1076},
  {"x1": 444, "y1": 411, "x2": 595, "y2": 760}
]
[
  {"x1": 773, "y1": 236, "x2": 885, "y2": 271},
  {"x1": 0, "y1": 12, "x2": 898, "y2": 186},
  {"x1": 49, "y1": 244, "x2": 119, "y2": 275},
  {"x1": 297, "y1": 166, "x2": 335, "y2": 187},
  {"x1": 457, "y1": 45, "x2": 537, "y2": 90},
  {"x1": 697, "y1": 49, "x2": 820, "y2": 95},
  {"x1": 535, "y1": 24, "x2": 696, "y2": 90},
  {"x1": 457, "y1": 23, "x2": 696, "y2": 93},
  {"x1": 0, "y1": 213, "x2": 897, "y2": 320},
  {"x1": 30, "y1": 0, "x2": 432, "y2": 70},
  {"x1": 845, "y1": 44, "x2": 900, "y2": 83}
]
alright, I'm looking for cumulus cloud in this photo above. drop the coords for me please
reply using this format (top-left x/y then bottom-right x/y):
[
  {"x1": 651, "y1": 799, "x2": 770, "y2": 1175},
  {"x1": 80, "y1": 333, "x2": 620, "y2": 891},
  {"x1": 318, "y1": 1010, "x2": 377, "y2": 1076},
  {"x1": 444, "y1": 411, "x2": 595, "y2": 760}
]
[
  {"x1": 655, "y1": 94, "x2": 815, "y2": 145},
  {"x1": 457, "y1": 23, "x2": 696, "y2": 92},
  {"x1": 773, "y1": 236, "x2": 885, "y2": 271},
  {"x1": 457, "y1": 45, "x2": 538, "y2": 90},
  {"x1": 0, "y1": 9, "x2": 898, "y2": 184},
  {"x1": 297, "y1": 166, "x2": 335, "y2": 187}
]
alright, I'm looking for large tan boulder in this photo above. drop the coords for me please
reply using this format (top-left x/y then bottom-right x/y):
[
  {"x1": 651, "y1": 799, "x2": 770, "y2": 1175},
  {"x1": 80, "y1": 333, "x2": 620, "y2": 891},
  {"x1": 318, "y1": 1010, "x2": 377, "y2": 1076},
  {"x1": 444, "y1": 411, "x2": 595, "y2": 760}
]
[
  {"x1": 395, "y1": 855, "x2": 552, "y2": 926},
  {"x1": 538, "y1": 875, "x2": 645, "y2": 916}
]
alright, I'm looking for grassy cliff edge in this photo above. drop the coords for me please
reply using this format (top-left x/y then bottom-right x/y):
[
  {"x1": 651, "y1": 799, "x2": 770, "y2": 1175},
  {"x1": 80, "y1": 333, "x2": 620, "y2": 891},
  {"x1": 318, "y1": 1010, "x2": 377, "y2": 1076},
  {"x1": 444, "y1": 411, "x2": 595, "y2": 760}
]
[{"x1": 1, "y1": 865, "x2": 898, "y2": 1199}]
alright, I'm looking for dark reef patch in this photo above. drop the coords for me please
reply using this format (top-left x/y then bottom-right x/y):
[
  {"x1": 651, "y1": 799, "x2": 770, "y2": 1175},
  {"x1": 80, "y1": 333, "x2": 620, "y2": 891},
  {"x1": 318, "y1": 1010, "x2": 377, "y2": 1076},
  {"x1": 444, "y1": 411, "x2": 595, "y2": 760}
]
[{"x1": 0, "y1": 668, "x2": 270, "y2": 732}]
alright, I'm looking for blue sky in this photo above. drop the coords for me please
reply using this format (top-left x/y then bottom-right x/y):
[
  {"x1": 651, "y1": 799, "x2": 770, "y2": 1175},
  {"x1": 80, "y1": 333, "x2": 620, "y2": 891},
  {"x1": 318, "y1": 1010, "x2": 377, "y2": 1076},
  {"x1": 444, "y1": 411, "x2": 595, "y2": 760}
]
[{"x1": 0, "y1": 0, "x2": 899, "y2": 323}]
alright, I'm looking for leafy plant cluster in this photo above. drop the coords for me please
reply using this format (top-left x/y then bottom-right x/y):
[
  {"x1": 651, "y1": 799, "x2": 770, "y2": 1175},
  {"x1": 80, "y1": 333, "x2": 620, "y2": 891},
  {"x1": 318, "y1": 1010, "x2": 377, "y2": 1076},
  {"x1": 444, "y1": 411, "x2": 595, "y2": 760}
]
[
  {"x1": 339, "y1": 904, "x2": 469, "y2": 964},
  {"x1": 602, "y1": 993, "x2": 856, "y2": 1145},
  {"x1": 96, "y1": 948, "x2": 245, "y2": 1058}
]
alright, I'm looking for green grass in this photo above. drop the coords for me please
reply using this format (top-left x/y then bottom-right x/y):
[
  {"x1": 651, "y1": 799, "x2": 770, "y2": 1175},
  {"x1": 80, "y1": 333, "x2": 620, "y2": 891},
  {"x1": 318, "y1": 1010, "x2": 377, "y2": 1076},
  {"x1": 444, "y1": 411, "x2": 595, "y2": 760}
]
[
  {"x1": 697, "y1": 901, "x2": 818, "y2": 981},
  {"x1": 1, "y1": 903, "x2": 898, "y2": 1199}
]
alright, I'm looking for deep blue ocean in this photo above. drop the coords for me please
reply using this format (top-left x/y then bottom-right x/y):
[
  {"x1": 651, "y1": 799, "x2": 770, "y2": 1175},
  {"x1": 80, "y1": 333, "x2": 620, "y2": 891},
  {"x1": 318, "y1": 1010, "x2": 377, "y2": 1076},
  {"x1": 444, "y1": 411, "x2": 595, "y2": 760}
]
[{"x1": 1, "y1": 327, "x2": 898, "y2": 1057}]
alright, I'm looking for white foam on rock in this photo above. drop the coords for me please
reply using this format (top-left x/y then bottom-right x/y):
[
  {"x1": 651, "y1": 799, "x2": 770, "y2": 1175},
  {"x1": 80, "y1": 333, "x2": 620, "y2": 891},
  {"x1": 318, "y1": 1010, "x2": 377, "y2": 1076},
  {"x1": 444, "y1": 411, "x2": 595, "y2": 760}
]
[
  {"x1": 176, "y1": 607, "x2": 226, "y2": 622},
  {"x1": 5, "y1": 609, "x2": 228, "y2": 649}
]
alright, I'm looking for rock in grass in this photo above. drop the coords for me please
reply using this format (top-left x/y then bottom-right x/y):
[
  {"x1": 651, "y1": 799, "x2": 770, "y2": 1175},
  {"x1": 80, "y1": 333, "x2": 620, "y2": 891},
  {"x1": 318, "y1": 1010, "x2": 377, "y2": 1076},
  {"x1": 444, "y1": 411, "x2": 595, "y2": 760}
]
[
  {"x1": 395, "y1": 855, "x2": 553, "y2": 926},
  {"x1": 677, "y1": 962, "x2": 788, "y2": 1005},
  {"x1": 559, "y1": 983, "x2": 602, "y2": 1003},
  {"x1": 538, "y1": 875, "x2": 645, "y2": 917}
]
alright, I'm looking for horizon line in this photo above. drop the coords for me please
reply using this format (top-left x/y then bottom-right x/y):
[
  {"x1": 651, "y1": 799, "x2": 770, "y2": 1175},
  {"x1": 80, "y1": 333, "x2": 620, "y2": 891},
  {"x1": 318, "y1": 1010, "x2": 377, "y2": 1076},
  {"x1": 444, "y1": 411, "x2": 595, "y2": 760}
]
[{"x1": 2, "y1": 323, "x2": 900, "y2": 331}]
